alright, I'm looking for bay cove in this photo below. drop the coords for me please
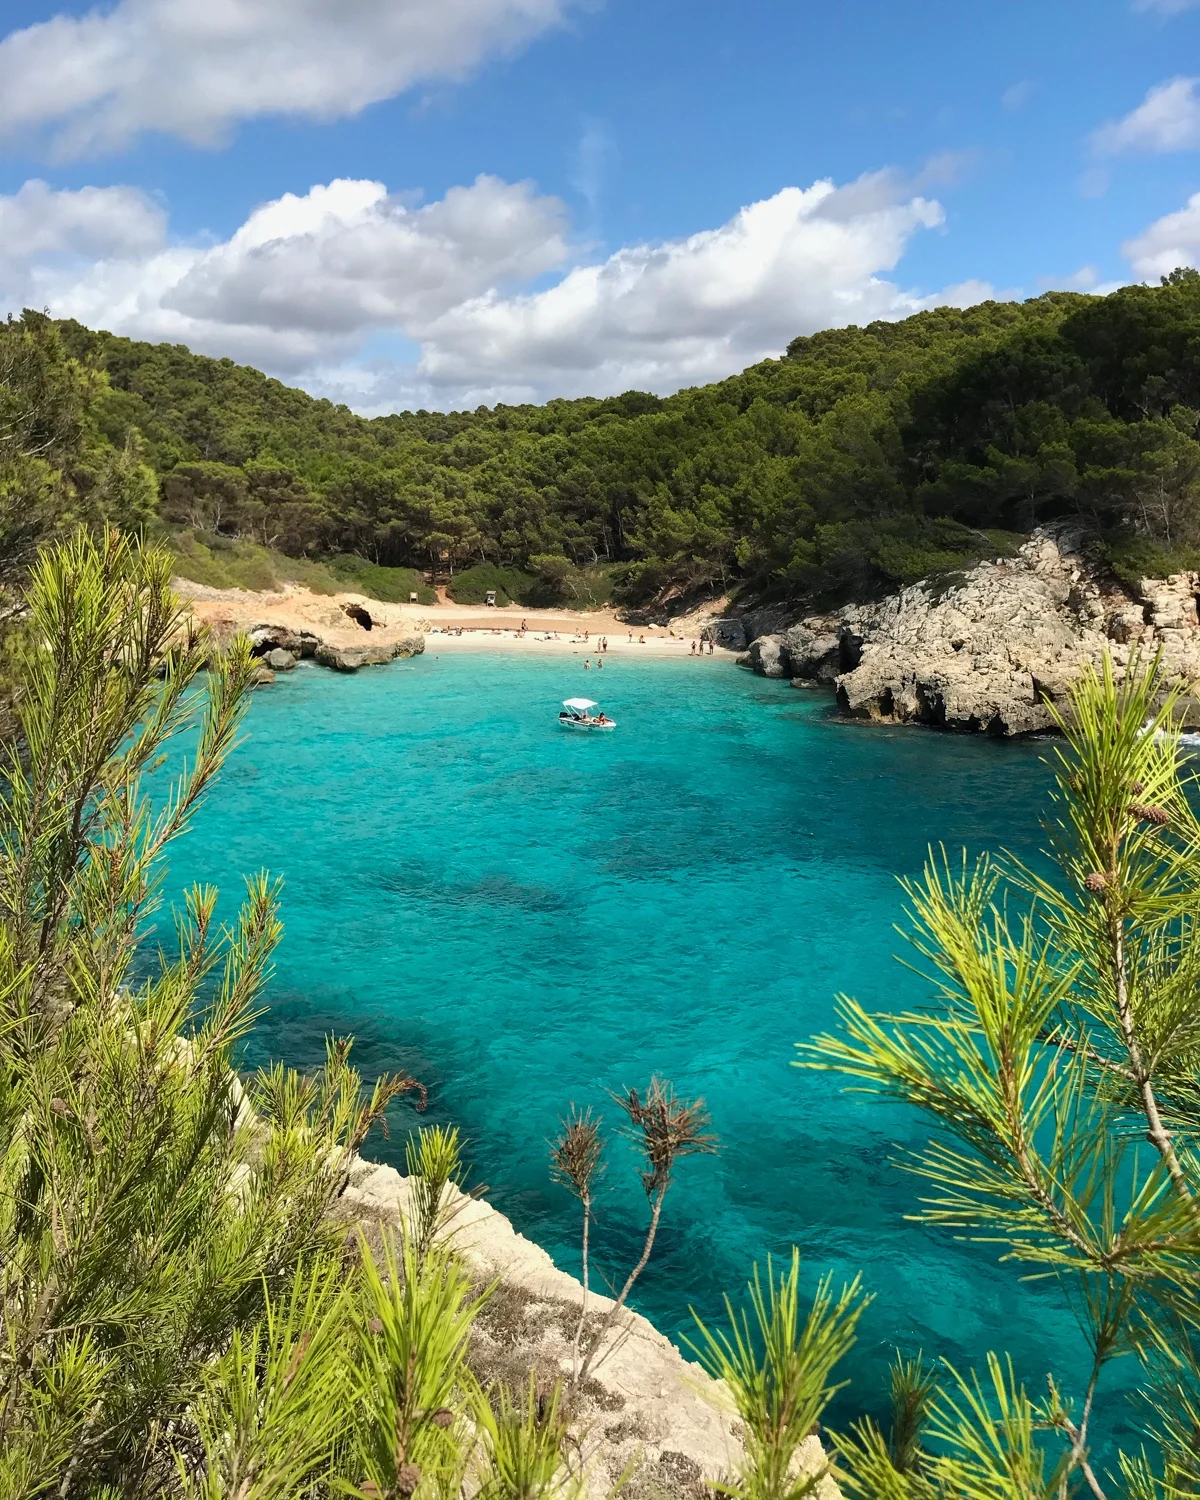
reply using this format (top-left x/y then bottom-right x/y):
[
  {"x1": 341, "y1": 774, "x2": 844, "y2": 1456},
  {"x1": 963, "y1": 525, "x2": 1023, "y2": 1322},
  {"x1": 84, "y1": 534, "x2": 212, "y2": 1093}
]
[{"x1": 156, "y1": 651, "x2": 1133, "y2": 1444}]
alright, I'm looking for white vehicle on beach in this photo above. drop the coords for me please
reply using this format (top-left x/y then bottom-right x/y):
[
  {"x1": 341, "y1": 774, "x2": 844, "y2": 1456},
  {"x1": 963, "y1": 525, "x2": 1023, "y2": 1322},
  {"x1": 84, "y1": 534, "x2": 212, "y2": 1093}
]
[{"x1": 558, "y1": 697, "x2": 616, "y2": 731}]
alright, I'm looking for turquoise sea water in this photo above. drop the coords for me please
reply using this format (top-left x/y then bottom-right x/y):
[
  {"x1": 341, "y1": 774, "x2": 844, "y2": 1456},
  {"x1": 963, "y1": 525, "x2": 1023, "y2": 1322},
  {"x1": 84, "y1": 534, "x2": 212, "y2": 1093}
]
[{"x1": 160, "y1": 650, "x2": 1133, "y2": 1443}]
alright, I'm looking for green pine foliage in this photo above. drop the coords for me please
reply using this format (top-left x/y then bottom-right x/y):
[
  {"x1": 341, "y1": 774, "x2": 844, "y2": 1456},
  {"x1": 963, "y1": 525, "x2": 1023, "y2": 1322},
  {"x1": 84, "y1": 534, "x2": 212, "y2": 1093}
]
[
  {"x1": 790, "y1": 655, "x2": 1200, "y2": 1496},
  {"x1": 1, "y1": 269, "x2": 1195, "y2": 610},
  {"x1": 0, "y1": 528, "x2": 598, "y2": 1500}
]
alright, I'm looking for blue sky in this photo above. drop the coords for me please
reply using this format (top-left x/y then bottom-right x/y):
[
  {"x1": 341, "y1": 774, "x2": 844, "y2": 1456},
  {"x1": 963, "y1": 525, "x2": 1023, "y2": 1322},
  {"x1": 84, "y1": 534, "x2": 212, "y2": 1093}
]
[{"x1": 2, "y1": 0, "x2": 1200, "y2": 410}]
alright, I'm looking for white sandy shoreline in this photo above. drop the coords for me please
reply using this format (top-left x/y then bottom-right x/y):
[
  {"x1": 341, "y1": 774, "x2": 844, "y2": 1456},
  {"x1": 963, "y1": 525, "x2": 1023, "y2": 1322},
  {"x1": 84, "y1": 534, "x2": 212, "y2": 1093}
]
[
  {"x1": 176, "y1": 577, "x2": 739, "y2": 663},
  {"x1": 424, "y1": 627, "x2": 736, "y2": 661}
]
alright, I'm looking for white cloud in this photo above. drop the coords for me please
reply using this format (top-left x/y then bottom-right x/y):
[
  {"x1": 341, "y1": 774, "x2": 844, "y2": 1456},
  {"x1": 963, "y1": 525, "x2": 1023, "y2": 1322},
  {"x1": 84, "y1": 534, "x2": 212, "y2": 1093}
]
[
  {"x1": 0, "y1": 0, "x2": 570, "y2": 158},
  {"x1": 0, "y1": 169, "x2": 976, "y2": 410},
  {"x1": 1124, "y1": 190, "x2": 1200, "y2": 279},
  {"x1": 0, "y1": 179, "x2": 165, "y2": 285},
  {"x1": 1093, "y1": 76, "x2": 1200, "y2": 153},
  {"x1": 5, "y1": 175, "x2": 569, "y2": 373},
  {"x1": 1001, "y1": 80, "x2": 1035, "y2": 110},
  {"x1": 164, "y1": 175, "x2": 570, "y2": 337},
  {"x1": 414, "y1": 175, "x2": 949, "y2": 403}
]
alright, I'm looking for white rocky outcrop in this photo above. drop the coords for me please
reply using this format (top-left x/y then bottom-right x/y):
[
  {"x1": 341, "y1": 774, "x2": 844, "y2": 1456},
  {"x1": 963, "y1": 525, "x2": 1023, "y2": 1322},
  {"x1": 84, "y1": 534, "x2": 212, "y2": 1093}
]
[
  {"x1": 340, "y1": 1159, "x2": 840, "y2": 1500},
  {"x1": 740, "y1": 530, "x2": 1200, "y2": 735}
]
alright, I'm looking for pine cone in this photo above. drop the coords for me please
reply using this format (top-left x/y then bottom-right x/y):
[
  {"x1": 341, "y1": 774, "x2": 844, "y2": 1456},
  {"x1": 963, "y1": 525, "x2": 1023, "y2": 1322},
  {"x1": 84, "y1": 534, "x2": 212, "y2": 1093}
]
[
  {"x1": 1084, "y1": 872, "x2": 1109, "y2": 893},
  {"x1": 396, "y1": 1463, "x2": 422, "y2": 1497},
  {"x1": 1128, "y1": 803, "x2": 1170, "y2": 826},
  {"x1": 431, "y1": 1408, "x2": 454, "y2": 1429}
]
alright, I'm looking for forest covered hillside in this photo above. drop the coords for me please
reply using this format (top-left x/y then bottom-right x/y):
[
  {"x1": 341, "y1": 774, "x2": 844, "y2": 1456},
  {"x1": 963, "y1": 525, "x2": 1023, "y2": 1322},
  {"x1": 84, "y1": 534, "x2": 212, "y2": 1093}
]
[{"x1": 7, "y1": 271, "x2": 1200, "y2": 608}]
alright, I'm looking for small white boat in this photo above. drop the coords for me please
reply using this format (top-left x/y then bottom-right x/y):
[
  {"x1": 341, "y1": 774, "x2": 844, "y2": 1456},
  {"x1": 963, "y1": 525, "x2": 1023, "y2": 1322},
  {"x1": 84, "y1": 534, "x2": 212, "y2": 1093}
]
[{"x1": 558, "y1": 697, "x2": 617, "y2": 731}]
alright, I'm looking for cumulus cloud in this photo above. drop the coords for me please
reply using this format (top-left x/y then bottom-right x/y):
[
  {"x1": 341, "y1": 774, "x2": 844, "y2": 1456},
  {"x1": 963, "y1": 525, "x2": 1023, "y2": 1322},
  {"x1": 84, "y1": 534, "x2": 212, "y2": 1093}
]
[
  {"x1": 0, "y1": 0, "x2": 570, "y2": 158},
  {"x1": 1124, "y1": 191, "x2": 1200, "y2": 279},
  {"x1": 164, "y1": 175, "x2": 570, "y2": 337},
  {"x1": 415, "y1": 175, "x2": 948, "y2": 403},
  {"x1": 4, "y1": 175, "x2": 569, "y2": 372},
  {"x1": 1093, "y1": 76, "x2": 1200, "y2": 153},
  {"x1": 0, "y1": 169, "x2": 978, "y2": 410},
  {"x1": 0, "y1": 178, "x2": 165, "y2": 285}
]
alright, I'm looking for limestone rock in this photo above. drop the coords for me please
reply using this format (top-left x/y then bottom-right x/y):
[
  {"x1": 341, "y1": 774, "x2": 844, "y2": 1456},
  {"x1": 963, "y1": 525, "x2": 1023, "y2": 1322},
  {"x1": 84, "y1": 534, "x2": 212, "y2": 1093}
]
[
  {"x1": 339, "y1": 1160, "x2": 841, "y2": 1500},
  {"x1": 704, "y1": 618, "x2": 749, "y2": 650},
  {"x1": 833, "y1": 531, "x2": 1200, "y2": 734},
  {"x1": 265, "y1": 648, "x2": 297, "y2": 671},
  {"x1": 739, "y1": 527, "x2": 1200, "y2": 735},
  {"x1": 249, "y1": 624, "x2": 304, "y2": 655},
  {"x1": 314, "y1": 633, "x2": 425, "y2": 671},
  {"x1": 781, "y1": 616, "x2": 843, "y2": 681},
  {"x1": 250, "y1": 664, "x2": 275, "y2": 687},
  {"x1": 392, "y1": 632, "x2": 425, "y2": 659},
  {"x1": 742, "y1": 633, "x2": 789, "y2": 678},
  {"x1": 315, "y1": 642, "x2": 395, "y2": 671}
]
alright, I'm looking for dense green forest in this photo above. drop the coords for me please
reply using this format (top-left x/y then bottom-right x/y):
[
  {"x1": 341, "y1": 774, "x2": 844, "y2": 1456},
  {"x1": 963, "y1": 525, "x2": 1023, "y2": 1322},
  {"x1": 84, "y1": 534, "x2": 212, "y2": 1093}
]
[{"x1": 7, "y1": 270, "x2": 1200, "y2": 608}]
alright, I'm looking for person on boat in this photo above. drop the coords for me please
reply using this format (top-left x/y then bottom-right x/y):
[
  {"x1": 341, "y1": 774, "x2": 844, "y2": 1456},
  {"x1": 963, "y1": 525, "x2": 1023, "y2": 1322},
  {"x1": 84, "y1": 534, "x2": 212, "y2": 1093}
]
[{"x1": 596, "y1": 712, "x2": 609, "y2": 723}]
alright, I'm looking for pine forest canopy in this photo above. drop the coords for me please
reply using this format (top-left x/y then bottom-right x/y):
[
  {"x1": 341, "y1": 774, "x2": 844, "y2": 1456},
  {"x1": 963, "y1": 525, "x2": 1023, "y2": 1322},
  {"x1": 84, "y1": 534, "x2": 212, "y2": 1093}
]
[{"x1": 9, "y1": 268, "x2": 1200, "y2": 607}]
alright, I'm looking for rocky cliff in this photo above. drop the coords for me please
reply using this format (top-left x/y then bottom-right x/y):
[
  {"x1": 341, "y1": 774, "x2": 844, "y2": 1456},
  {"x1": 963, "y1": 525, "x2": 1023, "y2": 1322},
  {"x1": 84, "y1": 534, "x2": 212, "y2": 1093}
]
[
  {"x1": 739, "y1": 529, "x2": 1200, "y2": 735},
  {"x1": 175, "y1": 579, "x2": 426, "y2": 677}
]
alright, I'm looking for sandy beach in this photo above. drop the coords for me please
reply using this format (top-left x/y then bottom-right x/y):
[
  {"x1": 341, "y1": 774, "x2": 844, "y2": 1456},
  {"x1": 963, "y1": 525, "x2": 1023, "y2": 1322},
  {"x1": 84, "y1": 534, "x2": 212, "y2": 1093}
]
[{"x1": 175, "y1": 578, "x2": 737, "y2": 661}]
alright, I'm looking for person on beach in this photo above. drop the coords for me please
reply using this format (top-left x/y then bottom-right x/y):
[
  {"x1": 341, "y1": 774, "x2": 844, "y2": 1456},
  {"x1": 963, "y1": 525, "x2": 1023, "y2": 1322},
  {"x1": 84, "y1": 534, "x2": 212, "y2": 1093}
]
[
  {"x1": 584, "y1": 659, "x2": 590, "y2": 669},
  {"x1": 708, "y1": 638, "x2": 714, "y2": 655},
  {"x1": 597, "y1": 656, "x2": 603, "y2": 669},
  {"x1": 690, "y1": 641, "x2": 696, "y2": 655},
  {"x1": 639, "y1": 634, "x2": 646, "y2": 644}
]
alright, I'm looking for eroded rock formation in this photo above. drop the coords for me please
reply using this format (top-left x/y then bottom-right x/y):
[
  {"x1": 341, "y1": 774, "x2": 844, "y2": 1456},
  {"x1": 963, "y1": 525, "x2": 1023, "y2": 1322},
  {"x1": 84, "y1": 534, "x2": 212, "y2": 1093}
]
[
  {"x1": 739, "y1": 529, "x2": 1200, "y2": 735},
  {"x1": 314, "y1": 635, "x2": 424, "y2": 671}
]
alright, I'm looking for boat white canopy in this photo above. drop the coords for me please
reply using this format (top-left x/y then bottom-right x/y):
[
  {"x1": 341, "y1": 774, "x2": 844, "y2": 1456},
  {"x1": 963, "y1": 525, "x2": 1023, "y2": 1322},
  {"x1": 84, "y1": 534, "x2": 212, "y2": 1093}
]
[{"x1": 562, "y1": 698, "x2": 597, "y2": 711}]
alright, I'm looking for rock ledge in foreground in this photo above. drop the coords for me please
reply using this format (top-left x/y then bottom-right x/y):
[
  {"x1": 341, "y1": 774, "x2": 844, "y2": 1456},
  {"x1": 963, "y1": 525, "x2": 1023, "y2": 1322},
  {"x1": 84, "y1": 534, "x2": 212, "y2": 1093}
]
[{"x1": 339, "y1": 1159, "x2": 841, "y2": 1500}]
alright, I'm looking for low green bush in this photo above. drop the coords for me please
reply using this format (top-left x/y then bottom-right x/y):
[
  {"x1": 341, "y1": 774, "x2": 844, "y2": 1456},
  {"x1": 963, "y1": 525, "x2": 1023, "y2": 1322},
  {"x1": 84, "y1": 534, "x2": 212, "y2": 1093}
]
[
  {"x1": 167, "y1": 531, "x2": 284, "y2": 592},
  {"x1": 447, "y1": 564, "x2": 535, "y2": 606},
  {"x1": 329, "y1": 555, "x2": 437, "y2": 604},
  {"x1": 1101, "y1": 529, "x2": 1200, "y2": 589}
]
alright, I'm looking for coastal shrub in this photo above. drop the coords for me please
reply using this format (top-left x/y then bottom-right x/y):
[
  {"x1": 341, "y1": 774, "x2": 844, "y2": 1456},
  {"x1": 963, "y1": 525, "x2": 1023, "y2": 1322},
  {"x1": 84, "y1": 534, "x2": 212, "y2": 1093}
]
[
  {"x1": 448, "y1": 563, "x2": 535, "y2": 606},
  {"x1": 797, "y1": 654, "x2": 1200, "y2": 1495},
  {"x1": 525, "y1": 556, "x2": 616, "y2": 609},
  {"x1": 330, "y1": 552, "x2": 437, "y2": 604},
  {"x1": 167, "y1": 528, "x2": 346, "y2": 594},
  {"x1": 1100, "y1": 528, "x2": 1200, "y2": 590},
  {"x1": 0, "y1": 530, "x2": 538, "y2": 1498},
  {"x1": 551, "y1": 1078, "x2": 717, "y2": 1385}
]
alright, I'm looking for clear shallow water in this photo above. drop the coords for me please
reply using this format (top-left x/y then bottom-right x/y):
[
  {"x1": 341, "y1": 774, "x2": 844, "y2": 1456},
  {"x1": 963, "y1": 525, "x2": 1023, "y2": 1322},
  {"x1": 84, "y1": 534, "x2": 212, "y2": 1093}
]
[{"x1": 159, "y1": 651, "x2": 1133, "y2": 1443}]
